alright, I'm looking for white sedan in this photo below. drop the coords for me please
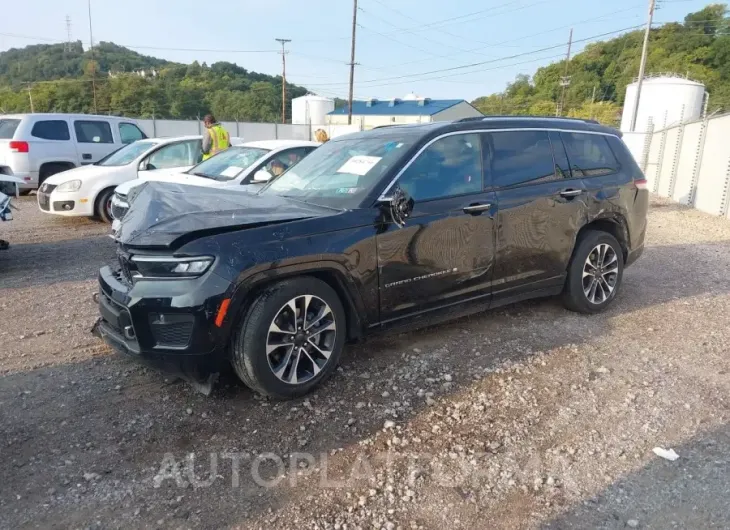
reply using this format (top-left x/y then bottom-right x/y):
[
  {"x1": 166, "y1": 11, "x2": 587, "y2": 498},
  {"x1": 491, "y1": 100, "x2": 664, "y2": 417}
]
[
  {"x1": 36, "y1": 135, "x2": 242, "y2": 222},
  {"x1": 109, "y1": 139, "x2": 319, "y2": 222}
]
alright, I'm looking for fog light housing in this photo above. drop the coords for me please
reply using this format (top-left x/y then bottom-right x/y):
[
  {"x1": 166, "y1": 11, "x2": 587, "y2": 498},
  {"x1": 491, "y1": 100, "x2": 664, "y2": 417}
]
[{"x1": 53, "y1": 200, "x2": 75, "y2": 211}]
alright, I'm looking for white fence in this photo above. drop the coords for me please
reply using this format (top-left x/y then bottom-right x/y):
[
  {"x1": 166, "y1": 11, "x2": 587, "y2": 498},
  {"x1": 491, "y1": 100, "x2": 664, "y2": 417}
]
[
  {"x1": 624, "y1": 112, "x2": 730, "y2": 219},
  {"x1": 134, "y1": 119, "x2": 361, "y2": 142}
]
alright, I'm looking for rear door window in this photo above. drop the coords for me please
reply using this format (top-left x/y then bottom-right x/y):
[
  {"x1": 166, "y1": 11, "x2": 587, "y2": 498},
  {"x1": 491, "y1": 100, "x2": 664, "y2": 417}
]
[
  {"x1": 0, "y1": 119, "x2": 21, "y2": 139},
  {"x1": 146, "y1": 141, "x2": 197, "y2": 170},
  {"x1": 31, "y1": 120, "x2": 71, "y2": 141},
  {"x1": 119, "y1": 123, "x2": 146, "y2": 144},
  {"x1": 74, "y1": 120, "x2": 114, "y2": 144},
  {"x1": 486, "y1": 131, "x2": 557, "y2": 188},
  {"x1": 561, "y1": 132, "x2": 619, "y2": 177}
]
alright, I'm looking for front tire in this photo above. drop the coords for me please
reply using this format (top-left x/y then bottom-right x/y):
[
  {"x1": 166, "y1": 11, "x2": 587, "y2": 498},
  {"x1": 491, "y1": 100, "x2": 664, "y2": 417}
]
[
  {"x1": 231, "y1": 277, "x2": 346, "y2": 399},
  {"x1": 563, "y1": 230, "x2": 624, "y2": 314},
  {"x1": 95, "y1": 188, "x2": 115, "y2": 223}
]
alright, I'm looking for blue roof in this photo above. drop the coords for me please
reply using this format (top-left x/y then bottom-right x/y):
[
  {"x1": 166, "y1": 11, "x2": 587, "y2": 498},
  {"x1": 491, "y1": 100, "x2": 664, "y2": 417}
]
[{"x1": 328, "y1": 99, "x2": 466, "y2": 116}]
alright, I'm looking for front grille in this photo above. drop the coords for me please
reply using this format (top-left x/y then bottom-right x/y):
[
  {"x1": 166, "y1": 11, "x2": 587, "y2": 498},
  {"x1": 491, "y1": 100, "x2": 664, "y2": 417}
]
[
  {"x1": 38, "y1": 184, "x2": 57, "y2": 212},
  {"x1": 149, "y1": 314, "x2": 194, "y2": 348},
  {"x1": 40, "y1": 183, "x2": 57, "y2": 194}
]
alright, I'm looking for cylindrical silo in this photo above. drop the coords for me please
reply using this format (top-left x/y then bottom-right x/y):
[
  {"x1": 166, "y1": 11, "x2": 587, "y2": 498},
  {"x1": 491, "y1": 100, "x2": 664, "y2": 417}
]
[
  {"x1": 620, "y1": 75, "x2": 705, "y2": 133},
  {"x1": 292, "y1": 95, "x2": 335, "y2": 125}
]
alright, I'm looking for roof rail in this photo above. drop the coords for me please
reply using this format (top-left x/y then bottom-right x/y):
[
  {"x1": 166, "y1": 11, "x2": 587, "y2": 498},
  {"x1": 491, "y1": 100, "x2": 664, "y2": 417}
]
[{"x1": 455, "y1": 115, "x2": 600, "y2": 125}]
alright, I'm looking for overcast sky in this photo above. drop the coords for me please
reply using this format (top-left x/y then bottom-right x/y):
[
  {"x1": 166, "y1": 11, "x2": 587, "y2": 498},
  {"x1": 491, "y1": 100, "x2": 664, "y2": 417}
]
[{"x1": 0, "y1": 0, "x2": 712, "y2": 101}]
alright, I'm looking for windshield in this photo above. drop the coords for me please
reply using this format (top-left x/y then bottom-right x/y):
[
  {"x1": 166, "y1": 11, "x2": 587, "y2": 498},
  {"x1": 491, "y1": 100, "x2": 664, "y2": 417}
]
[
  {"x1": 261, "y1": 133, "x2": 417, "y2": 208},
  {"x1": 0, "y1": 119, "x2": 21, "y2": 139},
  {"x1": 97, "y1": 140, "x2": 159, "y2": 166},
  {"x1": 188, "y1": 146, "x2": 270, "y2": 181}
]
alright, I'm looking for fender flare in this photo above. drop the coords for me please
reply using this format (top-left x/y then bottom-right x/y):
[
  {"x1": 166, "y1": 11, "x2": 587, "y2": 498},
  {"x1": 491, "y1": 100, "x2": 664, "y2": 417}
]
[{"x1": 224, "y1": 260, "x2": 369, "y2": 340}]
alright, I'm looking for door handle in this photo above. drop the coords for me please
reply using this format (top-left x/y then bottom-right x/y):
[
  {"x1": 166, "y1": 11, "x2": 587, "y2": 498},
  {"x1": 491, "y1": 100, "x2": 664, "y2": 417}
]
[
  {"x1": 559, "y1": 189, "x2": 583, "y2": 198},
  {"x1": 463, "y1": 203, "x2": 492, "y2": 214},
  {"x1": 82, "y1": 153, "x2": 92, "y2": 160}
]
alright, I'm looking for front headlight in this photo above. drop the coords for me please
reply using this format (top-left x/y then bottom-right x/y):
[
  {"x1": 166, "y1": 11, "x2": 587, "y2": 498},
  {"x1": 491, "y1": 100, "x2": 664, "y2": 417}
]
[
  {"x1": 130, "y1": 255, "x2": 214, "y2": 279},
  {"x1": 55, "y1": 179, "x2": 82, "y2": 193}
]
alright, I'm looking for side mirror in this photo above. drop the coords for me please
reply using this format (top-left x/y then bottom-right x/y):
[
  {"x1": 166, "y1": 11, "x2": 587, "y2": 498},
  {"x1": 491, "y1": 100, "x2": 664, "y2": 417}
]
[
  {"x1": 253, "y1": 169, "x2": 273, "y2": 183},
  {"x1": 379, "y1": 186, "x2": 414, "y2": 228}
]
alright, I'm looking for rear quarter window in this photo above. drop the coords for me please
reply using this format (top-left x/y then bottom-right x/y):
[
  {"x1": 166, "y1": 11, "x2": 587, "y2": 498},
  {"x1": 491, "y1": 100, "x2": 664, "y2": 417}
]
[
  {"x1": 31, "y1": 120, "x2": 71, "y2": 141},
  {"x1": 561, "y1": 132, "x2": 619, "y2": 177},
  {"x1": 74, "y1": 120, "x2": 114, "y2": 144},
  {"x1": 0, "y1": 119, "x2": 21, "y2": 139}
]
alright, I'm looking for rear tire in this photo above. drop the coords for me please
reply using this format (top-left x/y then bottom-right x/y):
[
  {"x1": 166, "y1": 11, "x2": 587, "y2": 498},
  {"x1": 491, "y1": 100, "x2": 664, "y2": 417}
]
[
  {"x1": 95, "y1": 188, "x2": 115, "y2": 223},
  {"x1": 39, "y1": 163, "x2": 72, "y2": 188},
  {"x1": 231, "y1": 277, "x2": 346, "y2": 399},
  {"x1": 563, "y1": 230, "x2": 624, "y2": 314}
]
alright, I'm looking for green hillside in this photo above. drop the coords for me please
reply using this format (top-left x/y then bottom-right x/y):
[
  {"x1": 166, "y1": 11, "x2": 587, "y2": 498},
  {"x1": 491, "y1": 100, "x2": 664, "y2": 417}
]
[
  {"x1": 472, "y1": 4, "x2": 730, "y2": 125},
  {"x1": 0, "y1": 41, "x2": 307, "y2": 122}
]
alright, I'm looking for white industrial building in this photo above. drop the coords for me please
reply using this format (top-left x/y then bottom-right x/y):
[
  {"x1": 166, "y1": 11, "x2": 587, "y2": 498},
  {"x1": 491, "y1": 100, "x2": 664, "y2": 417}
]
[
  {"x1": 620, "y1": 74, "x2": 707, "y2": 133},
  {"x1": 326, "y1": 94, "x2": 483, "y2": 129}
]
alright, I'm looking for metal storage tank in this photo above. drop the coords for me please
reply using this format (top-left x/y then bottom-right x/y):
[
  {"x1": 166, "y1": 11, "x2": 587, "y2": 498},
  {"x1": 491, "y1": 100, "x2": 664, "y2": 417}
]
[
  {"x1": 292, "y1": 95, "x2": 335, "y2": 125},
  {"x1": 621, "y1": 75, "x2": 705, "y2": 133}
]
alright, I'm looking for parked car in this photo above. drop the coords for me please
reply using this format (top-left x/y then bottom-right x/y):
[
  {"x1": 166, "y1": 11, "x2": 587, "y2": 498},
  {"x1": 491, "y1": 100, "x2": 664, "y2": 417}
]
[
  {"x1": 109, "y1": 140, "x2": 320, "y2": 223},
  {"x1": 0, "y1": 174, "x2": 23, "y2": 250},
  {"x1": 0, "y1": 113, "x2": 148, "y2": 193},
  {"x1": 94, "y1": 117, "x2": 648, "y2": 398},
  {"x1": 36, "y1": 135, "x2": 242, "y2": 222}
]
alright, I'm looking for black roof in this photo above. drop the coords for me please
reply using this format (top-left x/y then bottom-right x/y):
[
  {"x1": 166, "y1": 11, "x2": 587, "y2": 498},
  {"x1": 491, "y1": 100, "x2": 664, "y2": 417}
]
[{"x1": 357, "y1": 116, "x2": 621, "y2": 140}]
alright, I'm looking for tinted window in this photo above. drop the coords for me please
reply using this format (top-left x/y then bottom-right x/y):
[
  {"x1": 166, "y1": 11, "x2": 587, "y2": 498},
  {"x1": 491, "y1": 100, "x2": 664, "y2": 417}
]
[
  {"x1": 146, "y1": 141, "x2": 197, "y2": 170},
  {"x1": 0, "y1": 119, "x2": 21, "y2": 139},
  {"x1": 119, "y1": 123, "x2": 146, "y2": 144},
  {"x1": 548, "y1": 131, "x2": 571, "y2": 178},
  {"x1": 74, "y1": 120, "x2": 114, "y2": 144},
  {"x1": 561, "y1": 132, "x2": 619, "y2": 177},
  {"x1": 398, "y1": 133, "x2": 482, "y2": 201},
  {"x1": 486, "y1": 131, "x2": 556, "y2": 188},
  {"x1": 31, "y1": 120, "x2": 70, "y2": 141}
]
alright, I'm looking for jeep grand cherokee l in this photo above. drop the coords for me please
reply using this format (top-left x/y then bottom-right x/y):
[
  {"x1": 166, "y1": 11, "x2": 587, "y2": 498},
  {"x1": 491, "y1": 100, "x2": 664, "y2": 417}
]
[{"x1": 94, "y1": 117, "x2": 648, "y2": 398}]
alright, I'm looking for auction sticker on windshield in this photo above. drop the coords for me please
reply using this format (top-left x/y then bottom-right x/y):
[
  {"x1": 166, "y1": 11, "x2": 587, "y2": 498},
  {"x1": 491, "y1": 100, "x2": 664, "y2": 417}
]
[
  {"x1": 337, "y1": 156, "x2": 382, "y2": 176},
  {"x1": 220, "y1": 166, "x2": 244, "y2": 178}
]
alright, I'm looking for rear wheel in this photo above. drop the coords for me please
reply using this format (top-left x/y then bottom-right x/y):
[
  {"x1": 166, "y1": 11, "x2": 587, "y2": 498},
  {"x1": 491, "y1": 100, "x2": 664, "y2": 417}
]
[
  {"x1": 39, "y1": 163, "x2": 72, "y2": 188},
  {"x1": 563, "y1": 230, "x2": 624, "y2": 314},
  {"x1": 95, "y1": 188, "x2": 115, "y2": 223},
  {"x1": 231, "y1": 277, "x2": 346, "y2": 399}
]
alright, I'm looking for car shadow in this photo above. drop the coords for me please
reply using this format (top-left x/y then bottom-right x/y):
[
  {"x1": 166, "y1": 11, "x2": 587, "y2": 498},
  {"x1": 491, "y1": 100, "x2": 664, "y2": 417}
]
[
  {"x1": 0, "y1": 235, "x2": 116, "y2": 289},
  {"x1": 1, "y1": 239, "x2": 729, "y2": 528},
  {"x1": 541, "y1": 423, "x2": 730, "y2": 529}
]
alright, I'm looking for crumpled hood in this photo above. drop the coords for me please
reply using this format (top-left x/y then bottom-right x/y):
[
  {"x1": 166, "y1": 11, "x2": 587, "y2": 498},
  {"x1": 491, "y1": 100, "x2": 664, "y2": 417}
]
[{"x1": 115, "y1": 181, "x2": 337, "y2": 248}]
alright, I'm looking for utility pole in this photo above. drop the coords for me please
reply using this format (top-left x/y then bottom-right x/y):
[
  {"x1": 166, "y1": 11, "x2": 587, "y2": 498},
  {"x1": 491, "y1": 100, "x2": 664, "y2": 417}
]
[
  {"x1": 65, "y1": 15, "x2": 73, "y2": 53},
  {"x1": 276, "y1": 38, "x2": 291, "y2": 124},
  {"x1": 27, "y1": 86, "x2": 34, "y2": 113},
  {"x1": 87, "y1": 0, "x2": 98, "y2": 114},
  {"x1": 630, "y1": 0, "x2": 656, "y2": 131},
  {"x1": 347, "y1": 0, "x2": 358, "y2": 125},
  {"x1": 590, "y1": 85, "x2": 597, "y2": 120},
  {"x1": 556, "y1": 28, "x2": 573, "y2": 117}
]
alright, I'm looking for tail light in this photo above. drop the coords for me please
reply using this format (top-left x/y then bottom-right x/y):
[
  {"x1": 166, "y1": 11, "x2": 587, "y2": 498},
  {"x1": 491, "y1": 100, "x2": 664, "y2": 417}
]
[
  {"x1": 634, "y1": 178, "x2": 648, "y2": 190},
  {"x1": 9, "y1": 141, "x2": 29, "y2": 153}
]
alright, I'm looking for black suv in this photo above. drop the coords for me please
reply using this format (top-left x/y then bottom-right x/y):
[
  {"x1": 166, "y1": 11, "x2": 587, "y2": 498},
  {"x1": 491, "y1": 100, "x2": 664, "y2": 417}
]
[{"x1": 95, "y1": 117, "x2": 648, "y2": 398}]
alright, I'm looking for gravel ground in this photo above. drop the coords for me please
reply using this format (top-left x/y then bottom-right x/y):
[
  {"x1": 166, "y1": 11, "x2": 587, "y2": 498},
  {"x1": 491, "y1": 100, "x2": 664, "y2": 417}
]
[{"x1": 1, "y1": 195, "x2": 728, "y2": 530}]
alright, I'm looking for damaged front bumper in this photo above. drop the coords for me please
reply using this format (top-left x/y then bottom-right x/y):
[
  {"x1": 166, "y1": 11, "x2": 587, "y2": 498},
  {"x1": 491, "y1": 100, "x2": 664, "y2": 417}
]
[{"x1": 92, "y1": 265, "x2": 233, "y2": 394}]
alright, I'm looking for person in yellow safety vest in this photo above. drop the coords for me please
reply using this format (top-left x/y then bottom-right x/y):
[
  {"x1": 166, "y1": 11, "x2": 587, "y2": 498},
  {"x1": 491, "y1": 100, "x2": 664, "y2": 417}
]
[{"x1": 201, "y1": 114, "x2": 231, "y2": 160}]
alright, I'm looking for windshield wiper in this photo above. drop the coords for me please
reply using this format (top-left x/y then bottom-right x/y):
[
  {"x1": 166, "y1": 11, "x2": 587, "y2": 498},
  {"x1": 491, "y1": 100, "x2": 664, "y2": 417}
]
[{"x1": 191, "y1": 172, "x2": 213, "y2": 179}]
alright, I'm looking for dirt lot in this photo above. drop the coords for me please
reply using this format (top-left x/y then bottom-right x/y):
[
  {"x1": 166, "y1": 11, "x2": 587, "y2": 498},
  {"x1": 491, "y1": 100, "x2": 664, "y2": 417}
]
[{"x1": 1, "y1": 195, "x2": 729, "y2": 530}]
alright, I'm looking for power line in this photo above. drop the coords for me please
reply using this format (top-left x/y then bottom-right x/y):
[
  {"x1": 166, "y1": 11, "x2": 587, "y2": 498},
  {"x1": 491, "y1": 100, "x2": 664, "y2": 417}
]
[{"x1": 307, "y1": 24, "x2": 646, "y2": 88}]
